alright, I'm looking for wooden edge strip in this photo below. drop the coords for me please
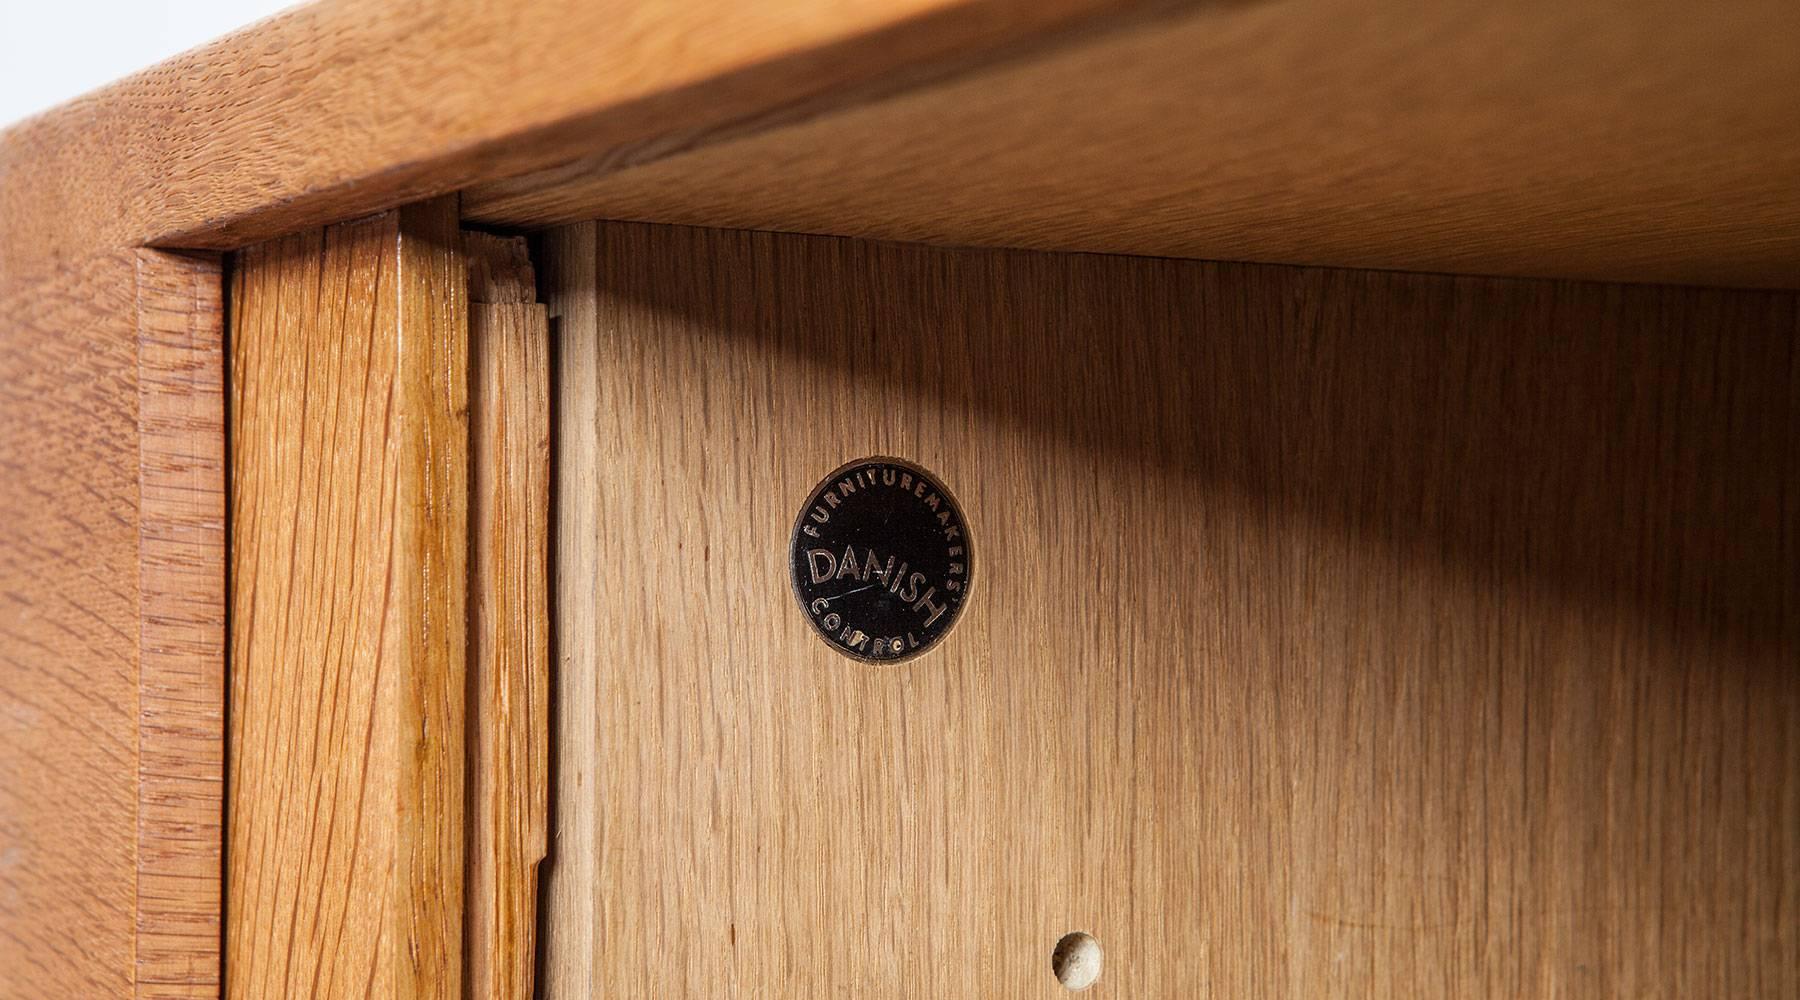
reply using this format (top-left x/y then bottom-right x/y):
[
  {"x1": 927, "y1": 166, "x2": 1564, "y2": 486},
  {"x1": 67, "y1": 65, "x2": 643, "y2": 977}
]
[
  {"x1": 226, "y1": 196, "x2": 467, "y2": 998},
  {"x1": 394, "y1": 197, "x2": 473, "y2": 1000},
  {"x1": 133, "y1": 248, "x2": 226, "y2": 999},
  {"x1": 466, "y1": 233, "x2": 550, "y2": 1000}
]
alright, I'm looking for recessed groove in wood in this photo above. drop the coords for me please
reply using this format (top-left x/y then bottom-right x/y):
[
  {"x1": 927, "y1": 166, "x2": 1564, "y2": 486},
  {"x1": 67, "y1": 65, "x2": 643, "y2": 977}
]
[
  {"x1": 465, "y1": 232, "x2": 551, "y2": 1000},
  {"x1": 227, "y1": 197, "x2": 469, "y2": 999},
  {"x1": 539, "y1": 220, "x2": 1799, "y2": 997}
]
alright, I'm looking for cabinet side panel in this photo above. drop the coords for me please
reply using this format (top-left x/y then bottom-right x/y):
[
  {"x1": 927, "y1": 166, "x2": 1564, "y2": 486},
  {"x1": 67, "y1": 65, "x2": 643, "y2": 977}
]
[{"x1": 0, "y1": 251, "x2": 143, "y2": 999}]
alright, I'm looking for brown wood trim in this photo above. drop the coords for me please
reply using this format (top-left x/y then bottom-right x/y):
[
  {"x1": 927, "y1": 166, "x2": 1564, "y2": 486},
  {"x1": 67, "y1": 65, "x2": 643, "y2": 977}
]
[
  {"x1": 6, "y1": 0, "x2": 1795, "y2": 291},
  {"x1": 226, "y1": 197, "x2": 468, "y2": 998},
  {"x1": 463, "y1": 1, "x2": 1800, "y2": 290},
  {"x1": 132, "y1": 249, "x2": 227, "y2": 999},
  {"x1": 465, "y1": 233, "x2": 550, "y2": 1000},
  {"x1": 0, "y1": 0, "x2": 1138, "y2": 288}
]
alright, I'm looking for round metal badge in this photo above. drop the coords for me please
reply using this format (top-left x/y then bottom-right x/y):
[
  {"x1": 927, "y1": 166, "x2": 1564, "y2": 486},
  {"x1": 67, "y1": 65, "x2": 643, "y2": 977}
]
[{"x1": 789, "y1": 457, "x2": 972, "y2": 662}]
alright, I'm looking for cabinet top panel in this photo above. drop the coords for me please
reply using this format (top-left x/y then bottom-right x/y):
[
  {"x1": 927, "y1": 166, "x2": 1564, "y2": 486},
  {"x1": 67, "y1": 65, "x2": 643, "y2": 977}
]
[{"x1": 5, "y1": 0, "x2": 1797, "y2": 289}]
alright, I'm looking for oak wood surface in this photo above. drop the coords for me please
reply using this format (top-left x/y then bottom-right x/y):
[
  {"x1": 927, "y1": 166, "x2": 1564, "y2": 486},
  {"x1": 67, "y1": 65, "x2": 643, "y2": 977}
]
[
  {"x1": 0, "y1": 0, "x2": 1136, "y2": 287},
  {"x1": 470, "y1": 0, "x2": 1800, "y2": 289},
  {"x1": 465, "y1": 235, "x2": 550, "y2": 1000},
  {"x1": 227, "y1": 199, "x2": 468, "y2": 999},
  {"x1": 133, "y1": 250, "x2": 226, "y2": 999},
  {"x1": 541, "y1": 221, "x2": 1800, "y2": 998},
  {"x1": 0, "y1": 249, "x2": 226, "y2": 1000},
  {"x1": 0, "y1": 250, "x2": 143, "y2": 999},
  {"x1": 5, "y1": 0, "x2": 1797, "y2": 289}
]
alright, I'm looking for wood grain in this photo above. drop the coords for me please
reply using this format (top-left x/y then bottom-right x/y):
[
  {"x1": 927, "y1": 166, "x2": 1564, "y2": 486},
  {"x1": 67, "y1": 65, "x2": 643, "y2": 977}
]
[
  {"x1": 541, "y1": 221, "x2": 1800, "y2": 997},
  {"x1": 8, "y1": 0, "x2": 1799, "y2": 288},
  {"x1": 0, "y1": 0, "x2": 1137, "y2": 287},
  {"x1": 133, "y1": 249, "x2": 226, "y2": 999},
  {"x1": 471, "y1": 0, "x2": 1800, "y2": 289},
  {"x1": 0, "y1": 249, "x2": 224, "y2": 1000},
  {"x1": 0, "y1": 250, "x2": 144, "y2": 999},
  {"x1": 467, "y1": 233, "x2": 538, "y2": 306},
  {"x1": 465, "y1": 235, "x2": 550, "y2": 1000},
  {"x1": 228, "y1": 198, "x2": 468, "y2": 999}
]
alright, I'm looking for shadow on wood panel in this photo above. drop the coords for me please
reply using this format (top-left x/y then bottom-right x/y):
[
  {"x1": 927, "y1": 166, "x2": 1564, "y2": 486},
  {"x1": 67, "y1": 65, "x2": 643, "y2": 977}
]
[{"x1": 576, "y1": 223, "x2": 1799, "y2": 675}]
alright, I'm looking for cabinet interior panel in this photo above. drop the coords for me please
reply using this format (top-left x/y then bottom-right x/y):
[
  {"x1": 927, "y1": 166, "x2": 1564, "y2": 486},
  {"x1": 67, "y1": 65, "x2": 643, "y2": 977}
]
[{"x1": 541, "y1": 220, "x2": 1799, "y2": 998}]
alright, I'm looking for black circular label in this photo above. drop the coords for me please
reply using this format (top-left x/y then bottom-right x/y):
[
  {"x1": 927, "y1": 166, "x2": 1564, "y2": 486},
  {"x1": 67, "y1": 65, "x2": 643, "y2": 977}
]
[{"x1": 789, "y1": 457, "x2": 972, "y2": 662}]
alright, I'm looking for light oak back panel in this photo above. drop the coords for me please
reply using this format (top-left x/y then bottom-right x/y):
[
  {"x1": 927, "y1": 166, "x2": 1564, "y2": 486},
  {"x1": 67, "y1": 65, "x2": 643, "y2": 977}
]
[{"x1": 542, "y1": 221, "x2": 1799, "y2": 998}]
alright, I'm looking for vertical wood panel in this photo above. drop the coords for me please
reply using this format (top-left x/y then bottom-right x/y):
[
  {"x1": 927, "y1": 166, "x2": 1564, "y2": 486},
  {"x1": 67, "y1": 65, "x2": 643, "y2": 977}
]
[
  {"x1": 541, "y1": 221, "x2": 1799, "y2": 998},
  {"x1": 228, "y1": 198, "x2": 468, "y2": 999},
  {"x1": 133, "y1": 249, "x2": 226, "y2": 999},
  {"x1": 465, "y1": 233, "x2": 550, "y2": 1000},
  {"x1": 0, "y1": 247, "x2": 225, "y2": 1000},
  {"x1": 0, "y1": 250, "x2": 144, "y2": 999},
  {"x1": 540, "y1": 223, "x2": 602, "y2": 999}
]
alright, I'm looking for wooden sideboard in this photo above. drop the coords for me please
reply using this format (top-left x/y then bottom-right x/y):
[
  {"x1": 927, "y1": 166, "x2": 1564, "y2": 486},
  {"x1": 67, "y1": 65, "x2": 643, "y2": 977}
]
[{"x1": 2, "y1": 1, "x2": 1796, "y2": 997}]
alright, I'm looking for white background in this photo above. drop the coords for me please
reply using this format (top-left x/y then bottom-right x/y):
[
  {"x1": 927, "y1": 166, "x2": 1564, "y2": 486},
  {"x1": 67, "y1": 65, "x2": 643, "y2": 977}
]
[{"x1": 0, "y1": 1, "x2": 298, "y2": 129}]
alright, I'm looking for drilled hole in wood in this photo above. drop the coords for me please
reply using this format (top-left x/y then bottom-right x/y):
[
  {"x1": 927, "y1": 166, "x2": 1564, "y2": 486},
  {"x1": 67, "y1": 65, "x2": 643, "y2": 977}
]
[{"x1": 1052, "y1": 931, "x2": 1103, "y2": 991}]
